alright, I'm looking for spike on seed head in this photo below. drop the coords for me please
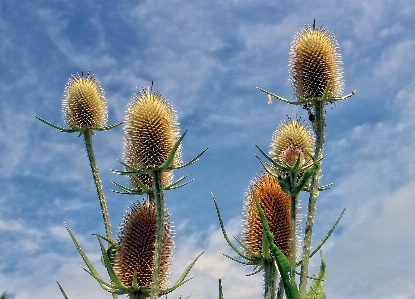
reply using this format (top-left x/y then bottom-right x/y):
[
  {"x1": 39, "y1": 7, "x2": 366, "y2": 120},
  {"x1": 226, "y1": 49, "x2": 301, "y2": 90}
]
[
  {"x1": 113, "y1": 200, "x2": 174, "y2": 288},
  {"x1": 123, "y1": 87, "x2": 181, "y2": 189},
  {"x1": 271, "y1": 119, "x2": 315, "y2": 169},
  {"x1": 242, "y1": 173, "x2": 291, "y2": 258},
  {"x1": 62, "y1": 72, "x2": 107, "y2": 129},
  {"x1": 289, "y1": 22, "x2": 344, "y2": 100}
]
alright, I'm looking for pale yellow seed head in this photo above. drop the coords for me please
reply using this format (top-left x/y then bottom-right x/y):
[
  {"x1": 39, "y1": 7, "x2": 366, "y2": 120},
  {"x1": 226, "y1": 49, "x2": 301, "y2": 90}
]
[
  {"x1": 123, "y1": 87, "x2": 181, "y2": 189},
  {"x1": 113, "y1": 201, "x2": 174, "y2": 288},
  {"x1": 271, "y1": 120, "x2": 315, "y2": 169},
  {"x1": 63, "y1": 72, "x2": 107, "y2": 129},
  {"x1": 289, "y1": 24, "x2": 344, "y2": 100},
  {"x1": 242, "y1": 173, "x2": 291, "y2": 258}
]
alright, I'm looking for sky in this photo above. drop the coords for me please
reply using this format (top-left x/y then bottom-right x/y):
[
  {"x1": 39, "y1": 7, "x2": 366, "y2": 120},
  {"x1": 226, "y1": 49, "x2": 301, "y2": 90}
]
[{"x1": 1, "y1": 0, "x2": 415, "y2": 298}]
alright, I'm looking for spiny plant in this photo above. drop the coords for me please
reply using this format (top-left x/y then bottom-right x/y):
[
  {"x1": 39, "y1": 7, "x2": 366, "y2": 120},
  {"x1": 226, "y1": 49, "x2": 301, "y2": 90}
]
[
  {"x1": 36, "y1": 19, "x2": 355, "y2": 299},
  {"x1": 216, "y1": 20, "x2": 355, "y2": 299}
]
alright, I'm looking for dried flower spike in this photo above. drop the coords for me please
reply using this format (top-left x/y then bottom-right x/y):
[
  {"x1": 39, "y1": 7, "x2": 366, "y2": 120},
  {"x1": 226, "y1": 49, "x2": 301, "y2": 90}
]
[
  {"x1": 63, "y1": 72, "x2": 107, "y2": 129},
  {"x1": 123, "y1": 87, "x2": 181, "y2": 189},
  {"x1": 243, "y1": 173, "x2": 291, "y2": 258},
  {"x1": 271, "y1": 119, "x2": 315, "y2": 169},
  {"x1": 289, "y1": 22, "x2": 343, "y2": 100},
  {"x1": 114, "y1": 200, "x2": 174, "y2": 288}
]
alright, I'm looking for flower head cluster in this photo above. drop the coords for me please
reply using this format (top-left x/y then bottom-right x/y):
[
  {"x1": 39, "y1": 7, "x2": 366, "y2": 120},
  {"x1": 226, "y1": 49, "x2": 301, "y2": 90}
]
[
  {"x1": 113, "y1": 200, "x2": 174, "y2": 289},
  {"x1": 243, "y1": 173, "x2": 292, "y2": 258},
  {"x1": 62, "y1": 72, "x2": 107, "y2": 129},
  {"x1": 289, "y1": 24, "x2": 343, "y2": 100},
  {"x1": 123, "y1": 87, "x2": 181, "y2": 190},
  {"x1": 270, "y1": 119, "x2": 315, "y2": 171}
]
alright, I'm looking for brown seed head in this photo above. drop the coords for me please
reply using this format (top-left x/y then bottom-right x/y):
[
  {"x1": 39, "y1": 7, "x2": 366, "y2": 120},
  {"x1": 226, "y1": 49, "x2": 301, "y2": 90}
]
[
  {"x1": 243, "y1": 173, "x2": 291, "y2": 258},
  {"x1": 271, "y1": 120, "x2": 315, "y2": 169},
  {"x1": 63, "y1": 72, "x2": 107, "y2": 129},
  {"x1": 289, "y1": 23, "x2": 343, "y2": 100},
  {"x1": 123, "y1": 87, "x2": 181, "y2": 189},
  {"x1": 113, "y1": 201, "x2": 174, "y2": 288}
]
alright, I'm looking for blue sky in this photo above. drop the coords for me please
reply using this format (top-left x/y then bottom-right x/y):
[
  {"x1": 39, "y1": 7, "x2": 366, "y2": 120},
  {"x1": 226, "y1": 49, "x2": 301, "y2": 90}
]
[{"x1": 1, "y1": 0, "x2": 415, "y2": 298}]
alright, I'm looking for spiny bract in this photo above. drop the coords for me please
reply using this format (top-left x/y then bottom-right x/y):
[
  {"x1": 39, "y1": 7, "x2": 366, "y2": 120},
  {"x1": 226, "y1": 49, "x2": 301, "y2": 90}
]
[
  {"x1": 113, "y1": 200, "x2": 174, "y2": 288},
  {"x1": 62, "y1": 72, "x2": 107, "y2": 129},
  {"x1": 289, "y1": 23, "x2": 344, "y2": 100},
  {"x1": 243, "y1": 173, "x2": 291, "y2": 258}
]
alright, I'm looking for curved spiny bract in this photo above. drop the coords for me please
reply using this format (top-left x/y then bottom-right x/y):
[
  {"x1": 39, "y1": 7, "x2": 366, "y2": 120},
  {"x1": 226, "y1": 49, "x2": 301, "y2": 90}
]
[
  {"x1": 113, "y1": 200, "x2": 174, "y2": 289},
  {"x1": 289, "y1": 23, "x2": 343, "y2": 101},
  {"x1": 243, "y1": 173, "x2": 292, "y2": 258},
  {"x1": 123, "y1": 87, "x2": 181, "y2": 190},
  {"x1": 62, "y1": 72, "x2": 107, "y2": 129}
]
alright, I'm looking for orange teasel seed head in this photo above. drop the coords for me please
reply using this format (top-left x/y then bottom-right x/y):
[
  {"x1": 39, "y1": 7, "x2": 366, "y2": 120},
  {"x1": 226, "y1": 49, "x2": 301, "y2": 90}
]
[
  {"x1": 271, "y1": 119, "x2": 315, "y2": 169},
  {"x1": 113, "y1": 200, "x2": 174, "y2": 288},
  {"x1": 243, "y1": 173, "x2": 292, "y2": 258},
  {"x1": 123, "y1": 87, "x2": 181, "y2": 189},
  {"x1": 62, "y1": 72, "x2": 107, "y2": 129},
  {"x1": 289, "y1": 23, "x2": 344, "y2": 100}
]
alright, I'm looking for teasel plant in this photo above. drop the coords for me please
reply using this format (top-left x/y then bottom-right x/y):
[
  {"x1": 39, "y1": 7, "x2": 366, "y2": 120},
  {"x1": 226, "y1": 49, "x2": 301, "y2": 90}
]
[
  {"x1": 35, "y1": 71, "x2": 121, "y2": 243},
  {"x1": 216, "y1": 20, "x2": 355, "y2": 299},
  {"x1": 37, "y1": 77, "x2": 207, "y2": 298}
]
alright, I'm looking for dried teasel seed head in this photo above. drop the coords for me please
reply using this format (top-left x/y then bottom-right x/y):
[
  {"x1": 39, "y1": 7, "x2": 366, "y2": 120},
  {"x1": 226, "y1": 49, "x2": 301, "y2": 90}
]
[
  {"x1": 62, "y1": 72, "x2": 107, "y2": 129},
  {"x1": 271, "y1": 119, "x2": 315, "y2": 169},
  {"x1": 113, "y1": 200, "x2": 174, "y2": 288},
  {"x1": 123, "y1": 87, "x2": 181, "y2": 189},
  {"x1": 289, "y1": 22, "x2": 344, "y2": 100},
  {"x1": 242, "y1": 173, "x2": 291, "y2": 258}
]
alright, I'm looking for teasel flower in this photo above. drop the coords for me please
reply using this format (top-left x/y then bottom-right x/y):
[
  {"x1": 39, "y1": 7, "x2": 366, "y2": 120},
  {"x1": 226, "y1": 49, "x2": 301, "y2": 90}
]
[
  {"x1": 289, "y1": 21, "x2": 343, "y2": 101},
  {"x1": 62, "y1": 71, "x2": 108, "y2": 129},
  {"x1": 243, "y1": 173, "x2": 292, "y2": 259},
  {"x1": 113, "y1": 200, "x2": 174, "y2": 290},
  {"x1": 270, "y1": 119, "x2": 315, "y2": 171},
  {"x1": 123, "y1": 87, "x2": 181, "y2": 191}
]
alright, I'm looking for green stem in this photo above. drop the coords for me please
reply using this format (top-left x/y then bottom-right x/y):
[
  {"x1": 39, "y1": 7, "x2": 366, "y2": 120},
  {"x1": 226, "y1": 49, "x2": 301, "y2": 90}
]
[
  {"x1": 83, "y1": 129, "x2": 112, "y2": 242},
  {"x1": 298, "y1": 100, "x2": 325, "y2": 296},
  {"x1": 150, "y1": 170, "x2": 165, "y2": 299},
  {"x1": 290, "y1": 194, "x2": 299, "y2": 279},
  {"x1": 264, "y1": 260, "x2": 277, "y2": 299}
]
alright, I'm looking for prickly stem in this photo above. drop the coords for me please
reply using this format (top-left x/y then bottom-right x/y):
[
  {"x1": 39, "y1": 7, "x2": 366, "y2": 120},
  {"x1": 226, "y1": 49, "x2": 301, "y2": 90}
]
[
  {"x1": 264, "y1": 260, "x2": 277, "y2": 299},
  {"x1": 83, "y1": 128, "x2": 112, "y2": 242},
  {"x1": 150, "y1": 170, "x2": 165, "y2": 299},
  {"x1": 299, "y1": 99, "x2": 324, "y2": 296}
]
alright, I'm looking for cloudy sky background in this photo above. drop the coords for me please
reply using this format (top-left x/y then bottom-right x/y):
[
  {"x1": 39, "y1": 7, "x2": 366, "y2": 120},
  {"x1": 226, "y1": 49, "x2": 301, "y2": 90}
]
[{"x1": 1, "y1": 0, "x2": 415, "y2": 298}]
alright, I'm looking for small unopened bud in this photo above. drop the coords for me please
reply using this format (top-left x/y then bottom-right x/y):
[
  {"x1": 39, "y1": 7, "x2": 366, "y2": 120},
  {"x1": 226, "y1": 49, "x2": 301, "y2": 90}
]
[{"x1": 63, "y1": 72, "x2": 107, "y2": 129}]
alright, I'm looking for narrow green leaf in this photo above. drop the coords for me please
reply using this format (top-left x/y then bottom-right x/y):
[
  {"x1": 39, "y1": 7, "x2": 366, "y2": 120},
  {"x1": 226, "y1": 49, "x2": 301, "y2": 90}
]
[
  {"x1": 255, "y1": 145, "x2": 289, "y2": 172},
  {"x1": 35, "y1": 115, "x2": 77, "y2": 133},
  {"x1": 305, "y1": 252, "x2": 326, "y2": 299},
  {"x1": 173, "y1": 147, "x2": 209, "y2": 170},
  {"x1": 213, "y1": 196, "x2": 258, "y2": 260},
  {"x1": 278, "y1": 176, "x2": 292, "y2": 194},
  {"x1": 64, "y1": 223, "x2": 101, "y2": 279},
  {"x1": 254, "y1": 194, "x2": 300, "y2": 299},
  {"x1": 97, "y1": 237, "x2": 126, "y2": 289},
  {"x1": 297, "y1": 208, "x2": 346, "y2": 267},
  {"x1": 160, "y1": 129, "x2": 188, "y2": 169},
  {"x1": 160, "y1": 252, "x2": 204, "y2": 295},
  {"x1": 96, "y1": 121, "x2": 124, "y2": 131},
  {"x1": 57, "y1": 282, "x2": 69, "y2": 299},
  {"x1": 256, "y1": 87, "x2": 304, "y2": 106}
]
